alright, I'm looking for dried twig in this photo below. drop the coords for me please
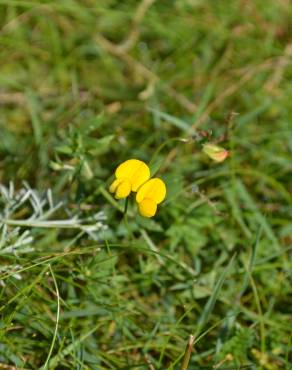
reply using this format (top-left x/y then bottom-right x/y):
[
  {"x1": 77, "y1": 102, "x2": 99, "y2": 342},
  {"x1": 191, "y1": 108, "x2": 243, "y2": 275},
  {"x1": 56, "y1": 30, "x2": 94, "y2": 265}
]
[
  {"x1": 264, "y1": 43, "x2": 292, "y2": 92},
  {"x1": 188, "y1": 55, "x2": 292, "y2": 132},
  {"x1": 117, "y1": 0, "x2": 156, "y2": 53},
  {"x1": 95, "y1": 34, "x2": 197, "y2": 114},
  {"x1": 180, "y1": 335, "x2": 195, "y2": 370},
  {"x1": 144, "y1": 354, "x2": 156, "y2": 370},
  {"x1": 0, "y1": 92, "x2": 26, "y2": 106},
  {"x1": 0, "y1": 364, "x2": 29, "y2": 370}
]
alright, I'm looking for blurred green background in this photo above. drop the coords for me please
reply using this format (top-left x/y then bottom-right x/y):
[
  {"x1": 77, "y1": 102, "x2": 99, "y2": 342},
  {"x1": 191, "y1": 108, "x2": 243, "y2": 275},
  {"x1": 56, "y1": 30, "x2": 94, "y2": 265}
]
[{"x1": 0, "y1": 0, "x2": 291, "y2": 369}]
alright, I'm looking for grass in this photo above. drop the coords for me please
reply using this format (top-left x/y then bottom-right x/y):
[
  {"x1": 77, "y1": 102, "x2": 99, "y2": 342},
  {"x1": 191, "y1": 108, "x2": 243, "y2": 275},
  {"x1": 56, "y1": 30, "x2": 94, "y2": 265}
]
[{"x1": 0, "y1": 0, "x2": 291, "y2": 369}]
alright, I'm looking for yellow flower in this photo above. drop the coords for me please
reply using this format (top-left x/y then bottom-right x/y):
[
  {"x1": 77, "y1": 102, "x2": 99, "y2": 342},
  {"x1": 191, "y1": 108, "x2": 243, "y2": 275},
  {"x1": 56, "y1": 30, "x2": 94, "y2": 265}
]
[
  {"x1": 136, "y1": 178, "x2": 166, "y2": 217},
  {"x1": 202, "y1": 143, "x2": 229, "y2": 162},
  {"x1": 109, "y1": 159, "x2": 150, "y2": 199}
]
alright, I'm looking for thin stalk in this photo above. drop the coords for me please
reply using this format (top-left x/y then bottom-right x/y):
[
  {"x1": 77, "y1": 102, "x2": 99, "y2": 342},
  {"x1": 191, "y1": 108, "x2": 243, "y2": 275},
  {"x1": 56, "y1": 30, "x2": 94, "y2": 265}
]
[{"x1": 180, "y1": 335, "x2": 195, "y2": 370}]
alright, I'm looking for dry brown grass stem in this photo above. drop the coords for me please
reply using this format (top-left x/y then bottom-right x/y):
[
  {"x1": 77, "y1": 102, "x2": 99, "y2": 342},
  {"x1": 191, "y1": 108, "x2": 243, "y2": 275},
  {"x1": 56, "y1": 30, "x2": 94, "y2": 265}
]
[{"x1": 95, "y1": 34, "x2": 198, "y2": 114}]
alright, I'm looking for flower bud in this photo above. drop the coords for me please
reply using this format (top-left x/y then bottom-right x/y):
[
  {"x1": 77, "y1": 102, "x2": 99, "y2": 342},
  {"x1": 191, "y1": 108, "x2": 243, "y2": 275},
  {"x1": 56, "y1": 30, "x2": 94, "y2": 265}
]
[{"x1": 203, "y1": 143, "x2": 229, "y2": 162}]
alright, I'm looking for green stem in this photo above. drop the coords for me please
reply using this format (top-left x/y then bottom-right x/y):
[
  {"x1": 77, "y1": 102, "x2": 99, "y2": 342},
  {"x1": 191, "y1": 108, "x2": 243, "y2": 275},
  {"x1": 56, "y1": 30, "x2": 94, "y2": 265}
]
[
  {"x1": 123, "y1": 197, "x2": 129, "y2": 216},
  {"x1": 149, "y1": 137, "x2": 189, "y2": 168}
]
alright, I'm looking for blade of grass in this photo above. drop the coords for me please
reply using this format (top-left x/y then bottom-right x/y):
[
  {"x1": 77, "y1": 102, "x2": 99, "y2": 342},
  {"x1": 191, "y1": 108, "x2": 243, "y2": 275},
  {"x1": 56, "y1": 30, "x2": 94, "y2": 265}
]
[
  {"x1": 235, "y1": 178, "x2": 281, "y2": 251},
  {"x1": 148, "y1": 108, "x2": 190, "y2": 131},
  {"x1": 41, "y1": 264, "x2": 60, "y2": 370},
  {"x1": 238, "y1": 226, "x2": 262, "y2": 299},
  {"x1": 195, "y1": 254, "x2": 236, "y2": 337}
]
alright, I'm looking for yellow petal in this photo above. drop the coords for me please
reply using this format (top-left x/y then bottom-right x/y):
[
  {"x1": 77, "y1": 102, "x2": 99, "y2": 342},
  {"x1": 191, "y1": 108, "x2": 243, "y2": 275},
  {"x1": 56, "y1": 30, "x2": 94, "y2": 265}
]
[
  {"x1": 109, "y1": 178, "x2": 121, "y2": 193},
  {"x1": 115, "y1": 159, "x2": 150, "y2": 191},
  {"x1": 115, "y1": 179, "x2": 131, "y2": 199},
  {"x1": 130, "y1": 164, "x2": 150, "y2": 191},
  {"x1": 138, "y1": 198, "x2": 157, "y2": 217},
  {"x1": 136, "y1": 178, "x2": 166, "y2": 204},
  {"x1": 115, "y1": 159, "x2": 146, "y2": 179}
]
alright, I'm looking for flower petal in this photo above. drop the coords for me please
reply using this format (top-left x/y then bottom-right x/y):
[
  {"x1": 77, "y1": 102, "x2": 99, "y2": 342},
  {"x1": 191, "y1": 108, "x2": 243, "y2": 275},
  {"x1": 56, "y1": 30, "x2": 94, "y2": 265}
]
[
  {"x1": 115, "y1": 159, "x2": 150, "y2": 192},
  {"x1": 136, "y1": 178, "x2": 166, "y2": 204},
  {"x1": 138, "y1": 198, "x2": 157, "y2": 217},
  {"x1": 109, "y1": 178, "x2": 121, "y2": 193},
  {"x1": 130, "y1": 163, "x2": 151, "y2": 191},
  {"x1": 115, "y1": 179, "x2": 131, "y2": 199},
  {"x1": 115, "y1": 159, "x2": 146, "y2": 178}
]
